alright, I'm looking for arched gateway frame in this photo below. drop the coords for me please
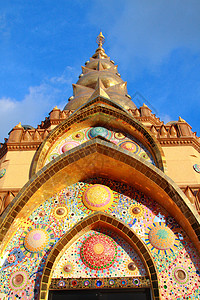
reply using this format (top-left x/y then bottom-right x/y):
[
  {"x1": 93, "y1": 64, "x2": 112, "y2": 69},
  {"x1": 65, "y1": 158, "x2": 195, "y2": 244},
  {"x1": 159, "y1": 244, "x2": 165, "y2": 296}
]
[{"x1": 39, "y1": 213, "x2": 160, "y2": 300}]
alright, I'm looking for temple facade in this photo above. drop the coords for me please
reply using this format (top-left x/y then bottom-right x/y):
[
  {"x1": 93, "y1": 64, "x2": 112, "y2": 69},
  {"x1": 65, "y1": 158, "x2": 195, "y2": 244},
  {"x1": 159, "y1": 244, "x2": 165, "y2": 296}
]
[{"x1": 0, "y1": 33, "x2": 200, "y2": 300}]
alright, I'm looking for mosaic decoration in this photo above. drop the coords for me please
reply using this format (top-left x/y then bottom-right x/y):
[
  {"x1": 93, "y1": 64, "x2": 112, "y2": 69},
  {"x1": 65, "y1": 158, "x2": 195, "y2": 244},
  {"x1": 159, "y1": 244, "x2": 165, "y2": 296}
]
[
  {"x1": 62, "y1": 262, "x2": 74, "y2": 275},
  {"x1": 80, "y1": 233, "x2": 117, "y2": 269},
  {"x1": 20, "y1": 224, "x2": 55, "y2": 258},
  {"x1": 60, "y1": 141, "x2": 80, "y2": 154},
  {"x1": 118, "y1": 141, "x2": 140, "y2": 154},
  {"x1": 114, "y1": 132, "x2": 126, "y2": 140},
  {"x1": 0, "y1": 168, "x2": 6, "y2": 178},
  {"x1": 50, "y1": 276, "x2": 150, "y2": 290},
  {"x1": 129, "y1": 204, "x2": 144, "y2": 218},
  {"x1": 0, "y1": 293, "x2": 7, "y2": 300},
  {"x1": 53, "y1": 206, "x2": 68, "y2": 219},
  {"x1": 127, "y1": 262, "x2": 137, "y2": 272},
  {"x1": 146, "y1": 223, "x2": 178, "y2": 252},
  {"x1": 9, "y1": 270, "x2": 28, "y2": 290},
  {"x1": 77, "y1": 182, "x2": 119, "y2": 214},
  {"x1": 2, "y1": 248, "x2": 25, "y2": 269},
  {"x1": 173, "y1": 267, "x2": 189, "y2": 284},
  {"x1": 0, "y1": 178, "x2": 200, "y2": 300},
  {"x1": 193, "y1": 164, "x2": 200, "y2": 173},
  {"x1": 82, "y1": 184, "x2": 114, "y2": 211},
  {"x1": 86, "y1": 127, "x2": 112, "y2": 139},
  {"x1": 49, "y1": 153, "x2": 59, "y2": 160},
  {"x1": 44, "y1": 126, "x2": 155, "y2": 166},
  {"x1": 71, "y1": 131, "x2": 84, "y2": 141},
  {"x1": 52, "y1": 228, "x2": 146, "y2": 278}
]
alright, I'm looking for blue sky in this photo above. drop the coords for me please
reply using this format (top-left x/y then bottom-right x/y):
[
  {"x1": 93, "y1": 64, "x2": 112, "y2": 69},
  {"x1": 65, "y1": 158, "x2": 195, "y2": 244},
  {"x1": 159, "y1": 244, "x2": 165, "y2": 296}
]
[{"x1": 0, "y1": 0, "x2": 200, "y2": 142}]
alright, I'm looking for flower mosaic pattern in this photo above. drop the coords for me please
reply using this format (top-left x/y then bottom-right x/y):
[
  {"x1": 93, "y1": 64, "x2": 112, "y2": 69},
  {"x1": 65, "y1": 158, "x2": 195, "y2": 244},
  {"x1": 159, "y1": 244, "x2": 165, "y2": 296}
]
[
  {"x1": 145, "y1": 223, "x2": 179, "y2": 253},
  {"x1": 52, "y1": 229, "x2": 146, "y2": 278},
  {"x1": 80, "y1": 233, "x2": 117, "y2": 269},
  {"x1": 0, "y1": 178, "x2": 199, "y2": 299},
  {"x1": 82, "y1": 184, "x2": 114, "y2": 211},
  {"x1": 44, "y1": 126, "x2": 155, "y2": 166}
]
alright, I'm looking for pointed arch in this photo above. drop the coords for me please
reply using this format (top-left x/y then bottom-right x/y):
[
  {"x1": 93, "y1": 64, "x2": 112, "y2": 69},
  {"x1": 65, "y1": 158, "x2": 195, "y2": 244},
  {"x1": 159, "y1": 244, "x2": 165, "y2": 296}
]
[
  {"x1": 39, "y1": 212, "x2": 159, "y2": 300},
  {"x1": 30, "y1": 100, "x2": 166, "y2": 175},
  {"x1": 1, "y1": 139, "x2": 200, "y2": 255}
]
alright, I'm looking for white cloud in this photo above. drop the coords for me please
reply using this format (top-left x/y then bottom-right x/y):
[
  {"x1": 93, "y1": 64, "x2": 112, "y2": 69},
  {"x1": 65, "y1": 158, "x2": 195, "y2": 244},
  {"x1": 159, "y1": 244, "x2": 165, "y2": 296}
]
[
  {"x1": 0, "y1": 66, "x2": 79, "y2": 142},
  {"x1": 50, "y1": 66, "x2": 75, "y2": 84},
  {"x1": 0, "y1": 97, "x2": 16, "y2": 112}
]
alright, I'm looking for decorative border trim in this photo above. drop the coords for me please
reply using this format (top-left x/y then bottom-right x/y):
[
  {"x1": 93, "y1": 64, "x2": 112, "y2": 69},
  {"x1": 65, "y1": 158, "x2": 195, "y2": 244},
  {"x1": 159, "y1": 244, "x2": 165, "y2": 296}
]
[{"x1": 50, "y1": 276, "x2": 150, "y2": 290}]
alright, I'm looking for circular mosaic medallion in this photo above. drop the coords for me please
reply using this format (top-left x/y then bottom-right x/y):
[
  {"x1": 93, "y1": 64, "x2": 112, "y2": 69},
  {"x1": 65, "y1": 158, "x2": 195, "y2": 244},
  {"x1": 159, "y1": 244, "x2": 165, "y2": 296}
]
[
  {"x1": 80, "y1": 233, "x2": 117, "y2": 269},
  {"x1": 72, "y1": 131, "x2": 84, "y2": 141},
  {"x1": 7, "y1": 254, "x2": 16, "y2": 264},
  {"x1": 133, "y1": 278, "x2": 140, "y2": 286},
  {"x1": 71, "y1": 280, "x2": 78, "y2": 287},
  {"x1": 53, "y1": 206, "x2": 68, "y2": 219},
  {"x1": 24, "y1": 228, "x2": 50, "y2": 253},
  {"x1": 9, "y1": 271, "x2": 28, "y2": 290},
  {"x1": 109, "y1": 279, "x2": 115, "y2": 286},
  {"x1": 121, "y1": 279, "x2": 127, "y2": 286},
  {"x1": 58, "y1": 280, "x2": 66, "y2": 287},
  {"x1": 128, "y1": 262, "x2": 137, "y2": 271},
  {"x1": 62, "y1": 262, "x2": 73, "y2": 275},
  {"x1": 193, "y1": 164, "x2": 200, "y2": 173},
  {"x1": 118, "y1": 141, "x2": 140, "y2": 154},
  {"x1": 114, "y1": 132, "x2": 126, "y2": 140},
  {"x1": 148, "y1": 224, "x2": 175, "y2": 250},
  {"x1": 129, "y1": 204, "x2": 143, "y2": 218},
  {"x1": 0, "y1": 168, "x2": 6, "y2": 179},
  {"x1": 49, "y1": 153, "x2": 59, "y2": 161},
  {"x1": 139, "y1": 152, "x2": 150, "y2": 160},
  {"x1": 96, "y1": 280, "x2": 103, "y2": 287},
  {"x1": 39, "y1": 211, "x2": 46, "y2": 217},
  {"x1": 84, "y1": 280, "x2": 90, "y2": 287},
  {"x1": 60, "y1": 141, "x2": 79, "y2": 154},
  {"x1": 173, "y1": 267, "x2": 189, "y2": 284},
  {"x1": 87, "y1": 127, "x2": 111, "y2": 139},
  {"x1": 82, "y1": 184, "x2": 113, "y2": 211}
]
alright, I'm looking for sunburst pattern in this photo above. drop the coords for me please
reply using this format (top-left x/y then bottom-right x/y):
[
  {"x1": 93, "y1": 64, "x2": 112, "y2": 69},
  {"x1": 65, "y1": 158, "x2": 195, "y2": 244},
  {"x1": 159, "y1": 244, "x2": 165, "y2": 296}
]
[
  {"x1": 20, "y1": 224, "x2": 55, "y2": 258},
  {"x1": 145, "y1": 222, "x2": 179, "y2": 255}
]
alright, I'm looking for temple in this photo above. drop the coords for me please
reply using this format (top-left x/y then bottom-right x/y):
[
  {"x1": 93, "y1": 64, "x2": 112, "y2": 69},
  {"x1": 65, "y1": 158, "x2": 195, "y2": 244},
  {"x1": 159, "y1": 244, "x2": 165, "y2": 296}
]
[{"x1": 0, "y1": 33, "x2": 200, "y2": 300}]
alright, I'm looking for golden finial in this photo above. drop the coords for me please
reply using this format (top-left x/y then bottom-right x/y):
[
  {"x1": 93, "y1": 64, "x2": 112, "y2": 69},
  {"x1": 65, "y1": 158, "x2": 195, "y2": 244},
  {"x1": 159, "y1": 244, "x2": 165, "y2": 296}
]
[
  {"x1": 178, "y1": 116, "x2": 186, "y2": 122},
  {"x1": 96, "y1": 32, "x2": 105, "y2": 47},
  {"x1": 15, "y1": 122, "x2": 22, "y2": 128}
]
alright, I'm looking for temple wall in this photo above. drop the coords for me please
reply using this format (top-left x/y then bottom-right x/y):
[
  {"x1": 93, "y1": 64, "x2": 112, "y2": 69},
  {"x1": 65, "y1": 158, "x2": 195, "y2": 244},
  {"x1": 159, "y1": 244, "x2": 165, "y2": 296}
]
[
  {"x1": 0, "y1": 151, "x2": 35, "y2": 190},
  {"x1": 162, "y1": 146, "x2": 200, "y2": 187}
]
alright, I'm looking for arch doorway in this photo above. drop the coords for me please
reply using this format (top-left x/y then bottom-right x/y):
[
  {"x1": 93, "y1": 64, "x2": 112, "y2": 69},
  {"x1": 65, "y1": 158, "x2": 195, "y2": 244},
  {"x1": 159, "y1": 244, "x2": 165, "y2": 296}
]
[{"x1": 40, "y1": 213, "x2": 158, "y2": 300}]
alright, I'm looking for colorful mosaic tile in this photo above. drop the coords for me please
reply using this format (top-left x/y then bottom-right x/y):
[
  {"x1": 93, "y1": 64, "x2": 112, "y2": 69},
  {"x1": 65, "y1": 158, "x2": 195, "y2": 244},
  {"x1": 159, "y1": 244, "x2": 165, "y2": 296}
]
[
  {"x1": 0, "y1": 168, "x2": 6, "y2": 179},
  {"x1": 193, "y1": 164, "x2": 200, "y2": 173},
  {"x1": 145, "y1": 222, "x2": 180, "y2": 254},
  {"x1": 44, "y1": 126, "x2": 155, "y2": 166},
  {"x1": 82, "y1": 184, "x2": 114, "y2": 211},
  {"x1": 0, "y1": 178, "x2": 199, "y2": 299},
  {"x1": 50, "y1": 276, "x2": 150, "y2": 290},
  {"x1": 52, "y1": 228, "x2": 146, "y2": 278}
]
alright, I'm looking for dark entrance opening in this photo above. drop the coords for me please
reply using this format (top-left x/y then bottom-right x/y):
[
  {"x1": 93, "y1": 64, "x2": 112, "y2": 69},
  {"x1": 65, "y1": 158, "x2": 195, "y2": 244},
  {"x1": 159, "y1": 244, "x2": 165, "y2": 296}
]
[{"x1": 48, "y1": 288, "x2": 151, "y2": 300}]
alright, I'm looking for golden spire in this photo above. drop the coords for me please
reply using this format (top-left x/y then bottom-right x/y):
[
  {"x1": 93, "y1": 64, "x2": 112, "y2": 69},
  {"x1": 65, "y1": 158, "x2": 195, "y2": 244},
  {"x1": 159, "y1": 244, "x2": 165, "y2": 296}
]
[
  {"x1": 64, "y1": 33, "x2": 137, "y2": 111},
  {"x1": 96, "y1": 32, "x2": 105, "y2": 47}
]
